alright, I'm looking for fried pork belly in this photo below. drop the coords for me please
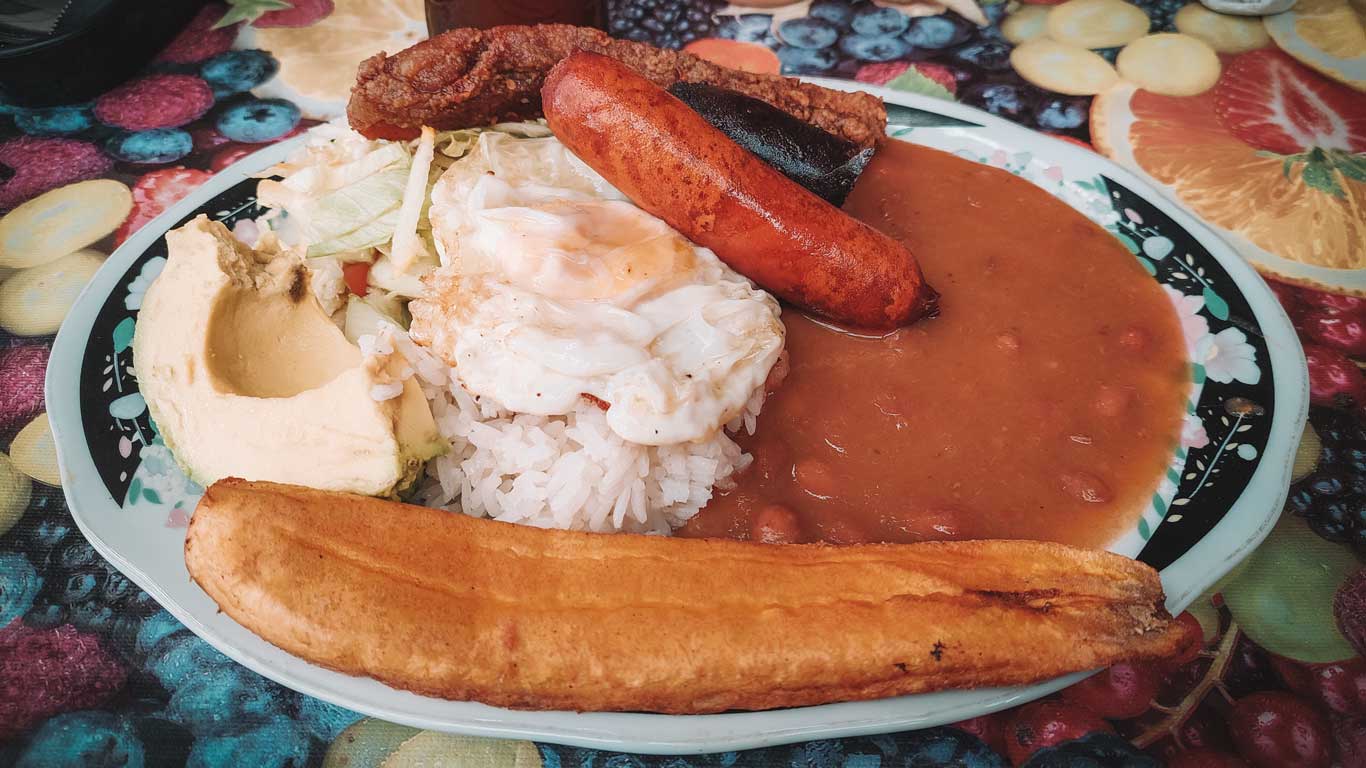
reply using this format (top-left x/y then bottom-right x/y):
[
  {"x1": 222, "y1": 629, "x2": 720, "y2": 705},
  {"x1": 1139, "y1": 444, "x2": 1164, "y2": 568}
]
[{"x1": 347, "y1": 24, "x2": 886, "y2": 149}]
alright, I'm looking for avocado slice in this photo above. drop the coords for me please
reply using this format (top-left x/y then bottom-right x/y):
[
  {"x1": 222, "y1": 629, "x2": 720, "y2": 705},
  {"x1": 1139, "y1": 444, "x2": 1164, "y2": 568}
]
[{"x1": 132, "y1": 216, "x2": 445, "y2": 497}]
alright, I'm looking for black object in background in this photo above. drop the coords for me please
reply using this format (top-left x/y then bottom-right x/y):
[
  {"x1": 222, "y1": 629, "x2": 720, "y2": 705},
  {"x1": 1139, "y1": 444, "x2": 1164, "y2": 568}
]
[
  {"x1": 669, "y1": 81, "x2": 875, "y2": 207},
  {"x1": 0, "y1": 0, "x2": 209, "y2": 107}
]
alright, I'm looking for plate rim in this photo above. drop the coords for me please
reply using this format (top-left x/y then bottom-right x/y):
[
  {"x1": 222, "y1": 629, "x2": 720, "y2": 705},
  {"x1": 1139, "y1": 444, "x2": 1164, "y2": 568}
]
[{"x1": 46, "y1": 83, "x2": 1309, "y2": 755}]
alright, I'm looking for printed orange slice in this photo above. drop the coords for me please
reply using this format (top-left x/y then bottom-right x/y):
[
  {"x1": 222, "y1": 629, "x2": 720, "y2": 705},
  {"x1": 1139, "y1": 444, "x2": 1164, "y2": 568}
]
[
  {"x1": 1092, "y1": 48, "x2": 1366, "y2": 292},
  {"x1": 240, "y1": 0, "x2": 427, "y2": 120},
  {"x1": 1264, "y1": 0, "x2": 1366, "y2": 90},
  {"x1": 683, "y1": 38, "x2": 781, "y2": 74}
]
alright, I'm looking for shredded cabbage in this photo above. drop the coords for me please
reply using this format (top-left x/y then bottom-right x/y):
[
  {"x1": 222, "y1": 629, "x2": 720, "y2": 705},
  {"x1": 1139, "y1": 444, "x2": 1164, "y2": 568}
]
[
  {"x1": 370, "y1": 248, "x2": 437, "y2": 298},
  {"x1": 255, "y1": 119, "x2": 551, "y2": 286},
  {"x1": 257, "y1": 131, "x2": 412, "y2": 258},
  {"x1": 432, "y1": 120, "x2": 552, "y2": 164},
  {"x1": 390, "y1": 126, "x2": 436, "y2": 272}
]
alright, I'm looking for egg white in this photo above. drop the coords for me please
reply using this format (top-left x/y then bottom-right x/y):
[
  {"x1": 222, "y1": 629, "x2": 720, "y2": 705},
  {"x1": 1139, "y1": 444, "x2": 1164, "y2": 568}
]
[{"x1": 412, "y1": 132, "x2": 784, "y2": 446}]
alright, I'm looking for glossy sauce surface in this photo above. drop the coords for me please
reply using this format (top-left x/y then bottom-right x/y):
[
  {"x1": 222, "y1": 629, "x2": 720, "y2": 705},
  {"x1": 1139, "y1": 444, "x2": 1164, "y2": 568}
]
[{"x1": 681, "y1": 141, "x2": 1189, "y2": 548}]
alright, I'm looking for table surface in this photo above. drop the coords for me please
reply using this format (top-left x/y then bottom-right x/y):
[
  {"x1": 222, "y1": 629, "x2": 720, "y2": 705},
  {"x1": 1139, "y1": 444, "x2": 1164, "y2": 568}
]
[{"x1": 1, "y1": 0, "x2": 1363, "y2": 765}]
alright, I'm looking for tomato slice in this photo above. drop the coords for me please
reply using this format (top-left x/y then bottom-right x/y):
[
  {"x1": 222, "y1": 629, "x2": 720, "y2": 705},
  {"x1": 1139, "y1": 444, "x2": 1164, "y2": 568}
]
[{"x1": 342, "y1": 261, "x2": 370, "y2": 297}]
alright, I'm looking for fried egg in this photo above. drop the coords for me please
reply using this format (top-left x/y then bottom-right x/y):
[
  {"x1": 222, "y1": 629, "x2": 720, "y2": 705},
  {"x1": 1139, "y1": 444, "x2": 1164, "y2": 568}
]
[{"x1": 411, "y1": 132, "x2": 784, "y2": 446}]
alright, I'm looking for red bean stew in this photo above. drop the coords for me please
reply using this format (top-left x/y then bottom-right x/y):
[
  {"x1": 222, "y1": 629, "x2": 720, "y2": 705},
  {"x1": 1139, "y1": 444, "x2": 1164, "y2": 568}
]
[{"x1": 682, "y1": 141, "x2": 1189, "y2": 548}]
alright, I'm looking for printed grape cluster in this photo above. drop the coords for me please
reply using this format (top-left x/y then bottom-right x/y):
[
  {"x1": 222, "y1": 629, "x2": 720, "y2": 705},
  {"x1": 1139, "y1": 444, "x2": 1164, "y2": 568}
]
[{"x1": 1270, "y1": 282, "x2": 1366, "y2": 557}]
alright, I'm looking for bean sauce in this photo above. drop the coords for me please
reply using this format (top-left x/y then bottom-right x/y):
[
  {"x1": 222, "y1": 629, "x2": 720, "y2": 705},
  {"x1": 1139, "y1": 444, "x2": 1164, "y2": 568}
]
[{"x1": 681, "y1": 141, "x2": 1189, "y2": 548}]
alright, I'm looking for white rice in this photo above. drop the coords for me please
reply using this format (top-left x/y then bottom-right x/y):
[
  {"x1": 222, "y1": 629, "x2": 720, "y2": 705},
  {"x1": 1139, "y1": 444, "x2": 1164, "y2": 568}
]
[{"x1": 365, "y1": 326, "x2": 764, "y2": 535}]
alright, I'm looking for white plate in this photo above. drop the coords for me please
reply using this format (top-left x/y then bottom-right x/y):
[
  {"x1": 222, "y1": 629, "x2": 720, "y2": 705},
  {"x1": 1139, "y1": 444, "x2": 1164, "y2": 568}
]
[{"x1": 48, "y1": 86, "x2": 1308, "y2": 754}]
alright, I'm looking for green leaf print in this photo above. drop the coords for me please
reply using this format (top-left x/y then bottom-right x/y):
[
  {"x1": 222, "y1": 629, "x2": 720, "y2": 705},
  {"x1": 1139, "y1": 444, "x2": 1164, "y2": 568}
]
[
  {"x1": 214, "y1": 0, "x2": 291, "y2": 28},
  {"x1": 112, "y1": 317, "x2": 135, "y2": 354},
  {"x1": 885, "y1": 68, "x2": 955, "y2": 102},
  {"x1": 1301, "y1": 161, "x2": 1344, "y2": 198},
  {"x1": 1203, "y1": 287, "x2": 1230, "y2": 321}
]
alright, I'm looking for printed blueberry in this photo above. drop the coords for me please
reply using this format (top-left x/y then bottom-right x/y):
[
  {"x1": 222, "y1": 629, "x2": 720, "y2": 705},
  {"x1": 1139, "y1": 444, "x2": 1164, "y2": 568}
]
[
  {"x1": 57, "y1": 536, "x2": 98, "y2": 570},
  {"x1": 62, "y1": 570, "x2": 99, "y2": 604},
  {"x1": 716, "y1": 14, "x2": 775, "y2": 43},
  {"x1": 105, "y1": 128, "x2": 194, "y2": 164},
  {"x1": 0, "y1": 552, "x2": 41, "y2": 625},
  {"x1": 1034, "y1": 96, "x2": 1089, "y2": 132},
  {"x1": 1129, "y1": 0, "x2": 1185, "y2": 31},
  {"x1": 1022, "y1": 732, "x2": 1159, "y2": 767},
  {"x1": 167, "y1": 665, "x2": 285, "y2": 736},
  {"x1": 28, "y1": 509, "x2": 72, "y2": 551},
  {"x1": 186, "y1": 716, "x2": 310, "y2": 768},
  {"x1": 200, "y1": 50, "x2": 280, "y2": 97},
  {"x1": 961, "y1": 81, "x2": 1041, "y2": 121},
  {"x1": 109, "y1": 613, "x2": 146, "y2": 656},
  {"x1": 69, "y1": 600, "x2": 117, "y2": 634},
  {"x1": 135, "y1": 609, "x2": 186, "y2": 655},
  {"x1": 851, "y1": 5, "x2": 911, "y2": 35},
  {"x1": 838, "y1": 33, "x2": 913, "y2": 62},
  {"x1": 132, "y1": 717, "x2": 193, "y2": 767},
  {"x1": 123, "y1": 586, "x2": 160, "y2": 616},
  {"x1": 102, "y1": 571, "x2": 133, "y2": 603},
  {"x1": 808, "y1": 0, "x2": 856, "y2": 27},
  {"x1": 798, "y1": 739, "x2": 845, "y2": 768},
  {"x1": 296, "y1": 695, "x2": 363, "y2": 741},
  {"x1": 17, "y1": 711, "x2": 146, "y2": 768},
  {"x1": 777, "y1": 45, "x2": 840, "y2": 73},
  {"x1": 893, "y1": 727, "x2": 1008, "y2": 767},
  {"x1": 903, "y1": 15, "x2": 972, "y2": 49},
  {"x1": 981, "y1": 1, "x2": 1009, "y2": 30},
  {"x1": 215, "y1": 98, "x2": 300, "y2": 144},
  {"x1": 146, "y1": 632, "x2": 231, "y2": 690},
  {"x1": 14, "y1": 105, "x2": 95, "y2": 137},
  {"x1": 25, "y1": 601, "x2": 66, "y2": 628},
  {"x1": 779, "y1": 18, "x2": 840, "y2": 49},
  {"x1": 951, "y1": 39, "x2": 1014, "y2": 71}
]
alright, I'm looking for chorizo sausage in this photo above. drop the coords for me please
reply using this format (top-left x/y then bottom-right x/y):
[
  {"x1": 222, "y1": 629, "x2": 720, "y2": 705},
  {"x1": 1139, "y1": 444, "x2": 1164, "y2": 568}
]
[{"x1": 541, "y1": 51, "x2": 938, "y2": 331}]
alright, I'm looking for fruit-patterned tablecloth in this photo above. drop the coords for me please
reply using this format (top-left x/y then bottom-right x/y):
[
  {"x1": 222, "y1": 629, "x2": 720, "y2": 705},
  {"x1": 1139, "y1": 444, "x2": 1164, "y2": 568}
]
[{"x1": 1, "y1": 0, "x2": 1363, "y2": 765}]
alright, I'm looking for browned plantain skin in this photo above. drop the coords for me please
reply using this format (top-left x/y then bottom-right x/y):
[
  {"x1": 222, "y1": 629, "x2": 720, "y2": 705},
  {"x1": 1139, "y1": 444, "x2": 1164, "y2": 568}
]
[
  {"x1": 186, "y1": 479, "x2": 1185, "y2": 714},
  {"x1": 346, "y1": 24, "x2": 886, "y2": 149}
]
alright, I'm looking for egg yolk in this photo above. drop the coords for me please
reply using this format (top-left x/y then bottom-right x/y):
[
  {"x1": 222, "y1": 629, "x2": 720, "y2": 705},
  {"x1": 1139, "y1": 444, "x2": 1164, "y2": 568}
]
[{"x1": 485, "y1": 200, "x2": 698, "y2": 302}]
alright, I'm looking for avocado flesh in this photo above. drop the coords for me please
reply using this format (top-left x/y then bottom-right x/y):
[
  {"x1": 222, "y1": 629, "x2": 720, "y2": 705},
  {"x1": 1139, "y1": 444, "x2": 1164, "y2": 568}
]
[{"x1": 132, "y1": 216, "x2": 445, "y2": 497}]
